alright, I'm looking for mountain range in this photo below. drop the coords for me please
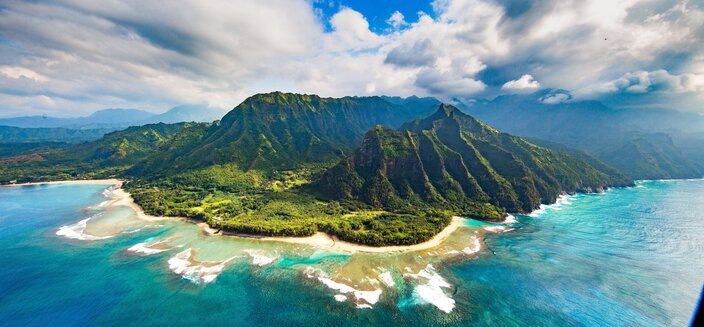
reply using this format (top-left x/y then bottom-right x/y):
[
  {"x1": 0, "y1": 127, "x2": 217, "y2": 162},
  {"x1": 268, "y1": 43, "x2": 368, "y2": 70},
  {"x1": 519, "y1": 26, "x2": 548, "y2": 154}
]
[
  {"x1": 0, "y1": 92, "x2": 634, "y2": 246},
  {"x1": 318, "y1": 105, "x2": 630, "y2": 216},
  {"x1": 0, "y1": 104, "x2": 227, "y2": 129},
  {"x1": 462, "y1": 90, "x2": 704, "y2": 180}
]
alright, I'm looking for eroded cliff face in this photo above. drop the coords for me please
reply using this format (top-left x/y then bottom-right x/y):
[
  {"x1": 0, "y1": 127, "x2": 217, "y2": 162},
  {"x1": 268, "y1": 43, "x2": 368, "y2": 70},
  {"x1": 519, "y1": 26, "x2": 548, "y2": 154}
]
[{"x1": 317, "y1": 105, "x2": 633, "y2": 219}]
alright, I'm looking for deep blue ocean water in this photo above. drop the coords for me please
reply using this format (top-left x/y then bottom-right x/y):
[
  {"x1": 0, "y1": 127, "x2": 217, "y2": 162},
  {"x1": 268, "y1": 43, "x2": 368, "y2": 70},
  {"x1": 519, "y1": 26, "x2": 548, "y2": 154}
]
[{"x1": 0, "y1": 180, "x2": 702, "y2": 326}]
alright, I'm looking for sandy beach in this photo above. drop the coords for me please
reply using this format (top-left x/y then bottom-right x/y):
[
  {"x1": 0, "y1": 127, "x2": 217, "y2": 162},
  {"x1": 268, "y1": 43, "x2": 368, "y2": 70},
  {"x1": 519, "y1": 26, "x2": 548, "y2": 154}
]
[
  {"x1": 241, "y1": 217, "x2": 464, "y2": 253},
  {"x1": 3, "y1": 179, "x2": 466, "y2": 254}
]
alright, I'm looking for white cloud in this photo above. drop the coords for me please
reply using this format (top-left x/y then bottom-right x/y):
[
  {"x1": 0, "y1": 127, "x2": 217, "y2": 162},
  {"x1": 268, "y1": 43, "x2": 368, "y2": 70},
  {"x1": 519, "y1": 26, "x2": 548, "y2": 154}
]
[
  {"x1": 327, "y1": 8, "x2": 384, "y2": 50},
  {"x1": 386, "y1": 11, "x2": 407, "y2": 30},
  {"x1": 501, "y1": 74, "x2": 541, "y2": 91},
  {"x1": 541, "y1": 92, "x2": 571, "y2": 104},
  {"x1": 0, "y1": 66, "x2": 49, "y2": 82},
  {"x1": 0, "y1": 0, "x2": 703, "y2": 116},
  {"x1": 575, "y1": 69, "x2": 704, "y2": 97}
]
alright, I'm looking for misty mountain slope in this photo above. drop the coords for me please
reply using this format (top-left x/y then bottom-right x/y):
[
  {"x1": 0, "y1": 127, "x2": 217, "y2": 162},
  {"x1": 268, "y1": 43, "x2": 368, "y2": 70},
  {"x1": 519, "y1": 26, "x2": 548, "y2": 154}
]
[
  {"x1": 464, "y1": 91, "x2": 704, "y2": 179},
  {"x1": 0, "y1": 105, "x2": 228, "y2": 131},
  {"x1": 143, "y1": 104, "x2": 227, "y2": 124},
  {"x1": 0, "y1": 109, "x2": 154, "y2": 129},
  {"x1": 0, "y1": 126, "x2": 115, "y2": 143},
  {"x1": 0, "y1": 123, "x2": 195, "y2": 182}
]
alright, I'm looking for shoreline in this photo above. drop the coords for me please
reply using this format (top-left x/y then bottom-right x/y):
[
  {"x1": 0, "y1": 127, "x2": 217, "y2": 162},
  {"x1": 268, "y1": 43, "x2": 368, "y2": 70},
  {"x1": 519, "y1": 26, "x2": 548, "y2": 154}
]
[
  {"x1": 14, "y1": 179, "x2": 466, "y2": 253},
  {"x1": 0, "y1": 179, "x2": 123, "y2": 187}
]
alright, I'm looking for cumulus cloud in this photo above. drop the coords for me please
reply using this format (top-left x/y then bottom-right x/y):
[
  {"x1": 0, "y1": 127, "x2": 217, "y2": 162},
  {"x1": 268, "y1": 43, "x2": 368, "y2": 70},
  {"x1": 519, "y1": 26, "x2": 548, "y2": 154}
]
[
  {"x1": 327, "y1": 8, "x2": 384, "y2": 50},
  {"x1": 541, "y1": 92, "x2": 571, "y2": 104},
  {"x1": 501, "y1": 74, "x2": 541, "y2": 91},
  {"x1": 384, "y1": 39, "x2": 436, "y2": 68},
  {"x1": 0, "y1": 0, "x2": 703, "y2": 116},
  {"x1": 386, "y1": 11, "x2": 407, "y2": 30},
  {"x1": 575, "y1": 69, "x2": 704, "y2": 97}
]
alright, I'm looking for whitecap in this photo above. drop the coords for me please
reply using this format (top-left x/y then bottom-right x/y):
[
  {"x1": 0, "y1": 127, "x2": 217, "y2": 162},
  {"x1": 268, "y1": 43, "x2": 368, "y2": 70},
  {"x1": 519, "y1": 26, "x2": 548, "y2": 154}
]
[
  {"x1": 502, "y1": 214, "x2": 518, "y2": 224},
  {"x1": 167, "y1": 249, "x2": 236, "y2": 284},
  {"x1": 56, "y1": 218, "x2": 113, "y2": 241},
  {"x1": 484, "y1": 225, "x2": 514, "y2": 233},
  {"x1": 462, "y1": 236, "x2": 482, "y2": 254},
  {"x1": 528, "y1": 194, "x2": 578, "y2": 216},
  {"x1": 404, "y1": 264, "x2": 455, "y2": 313},
  {"x1": 334, "y1": 294, "x2": 347, "y2": 302},
  {"x1": 304, "y1": 267, "x2": 382, "y2": 309},
  {"x1": 244, "y1": 250, "x2": 277, "y2": 267},
  {"x1": 127, "y1": 241, "x2": 171, "y2": 255},
  {"x1": 378, "y1": 271, "x2": 394, "y2": 288},
  {"x1": 528, "y1": 205, "x2": 547, "y2": 217},
  {"x1": 128, "y1": 242, "x2": 166, "y2": 255}
]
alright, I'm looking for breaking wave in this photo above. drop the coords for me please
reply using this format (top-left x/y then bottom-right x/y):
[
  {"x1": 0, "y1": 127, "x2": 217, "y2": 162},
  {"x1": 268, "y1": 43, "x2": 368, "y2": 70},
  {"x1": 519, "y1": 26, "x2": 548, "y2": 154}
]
[{"x1": 56, "y1": 217, "x2": 113, "y2": 241}]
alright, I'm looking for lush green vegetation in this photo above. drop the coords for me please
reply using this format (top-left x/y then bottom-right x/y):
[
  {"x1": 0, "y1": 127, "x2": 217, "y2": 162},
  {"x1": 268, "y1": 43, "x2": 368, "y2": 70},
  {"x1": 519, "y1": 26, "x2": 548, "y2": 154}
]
[
  {"x1": 0, "y1": 126, "x2": 115, "y2": 143},
  {"x1": 125, "y1": 170, "x2": 451, "y2": 246},
  {"x1": 0, "y1": 93, "x2": 634, "y2": 246},
  {"x1": 318, "y1": 105, "x2": 633, "y2": 215}
]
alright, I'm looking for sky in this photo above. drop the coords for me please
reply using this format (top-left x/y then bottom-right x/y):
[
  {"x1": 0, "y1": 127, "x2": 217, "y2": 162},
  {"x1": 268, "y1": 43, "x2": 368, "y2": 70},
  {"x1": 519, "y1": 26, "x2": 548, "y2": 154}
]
[{"x1": 0, "y1": 0, "x2": 702, "y2": 117}]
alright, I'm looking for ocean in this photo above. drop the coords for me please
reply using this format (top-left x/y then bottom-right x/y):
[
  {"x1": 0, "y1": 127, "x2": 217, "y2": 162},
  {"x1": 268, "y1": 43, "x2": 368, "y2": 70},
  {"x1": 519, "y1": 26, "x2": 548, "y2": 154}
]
[{"x1": 0, "y1": 180, "x2": 702, "y2": 326}]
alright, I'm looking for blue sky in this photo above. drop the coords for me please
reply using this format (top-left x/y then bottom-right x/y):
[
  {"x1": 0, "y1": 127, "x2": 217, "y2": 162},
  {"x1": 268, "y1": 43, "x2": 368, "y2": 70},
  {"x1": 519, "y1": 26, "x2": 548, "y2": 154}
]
[
  {"x1": 0, "y1": 0, "x2": 702, "y2": 117},
  {"x1": 313, "y1": 0, "x2": 436, "y2": 32}
]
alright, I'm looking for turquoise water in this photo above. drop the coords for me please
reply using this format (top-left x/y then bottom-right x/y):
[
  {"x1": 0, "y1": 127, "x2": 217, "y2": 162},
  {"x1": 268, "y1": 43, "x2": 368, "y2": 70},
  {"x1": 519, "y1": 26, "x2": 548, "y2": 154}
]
[{"x1": 0, "y1": 180, "x2": 702, "y2": 326}]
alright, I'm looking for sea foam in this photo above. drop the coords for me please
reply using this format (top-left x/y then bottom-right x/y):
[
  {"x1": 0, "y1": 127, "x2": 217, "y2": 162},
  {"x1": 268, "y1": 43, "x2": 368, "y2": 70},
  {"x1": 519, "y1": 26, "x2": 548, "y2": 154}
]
[
  {"x1": 462, "y1": 236, "x2": 482, "y2": 254},
  {"x1": 484, "y1": 225, "x2": 514, "y2": 233},
  {"x1": 502, "y1": 214, "x2": 518, "y2": 224},
  {"x1": 528, "y1": 194, "x2": 576, "y2": 217},
  {"x1": 56, "y1": 218, "x2": 113, "y2": 241},
  {"x1": 127, "y1": 240, "x2": 172, "y2": 255},
  {"x1": 304, "y1": 267, "x2": 383, "y2": 309},
  {"x1": 167, "y1": 249, "x2": 236, "y2": 284},
  {"x1": 243, "y1": 250, "x2": 277, "y2": 267},
  {"x1": 378, "y1": 271, "x2": 394, "y2": 288},
  {"x1": 405, "y1": 264, "x2": 455, "y2": 313}
]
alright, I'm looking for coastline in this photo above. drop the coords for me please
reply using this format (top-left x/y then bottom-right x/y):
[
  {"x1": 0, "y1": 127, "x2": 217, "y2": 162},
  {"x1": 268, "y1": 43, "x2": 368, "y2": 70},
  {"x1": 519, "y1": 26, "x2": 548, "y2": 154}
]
[
  {"x1": 0, "y1": 179, "x2": 123, "y2": 187},
  {"x1": 13, "y1": 179, "x2": 466, "y2": 253}
]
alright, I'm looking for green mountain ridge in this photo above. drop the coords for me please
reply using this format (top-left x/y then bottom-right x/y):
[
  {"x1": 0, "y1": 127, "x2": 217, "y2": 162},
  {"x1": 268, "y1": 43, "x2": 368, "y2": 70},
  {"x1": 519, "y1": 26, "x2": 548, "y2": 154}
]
[
  {"x1": 318, "y1": 105, "x2": 632, "y2": 216},
  {"x1": 132, "y1": 92, "x2": 438, "y2": 175}
]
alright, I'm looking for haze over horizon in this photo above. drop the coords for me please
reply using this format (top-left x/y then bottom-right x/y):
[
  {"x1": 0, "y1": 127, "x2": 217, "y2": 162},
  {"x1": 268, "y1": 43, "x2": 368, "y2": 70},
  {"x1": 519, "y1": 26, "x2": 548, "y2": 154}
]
[{"x1": 0, "y1": 0, "x2": 703, "y2": 117}]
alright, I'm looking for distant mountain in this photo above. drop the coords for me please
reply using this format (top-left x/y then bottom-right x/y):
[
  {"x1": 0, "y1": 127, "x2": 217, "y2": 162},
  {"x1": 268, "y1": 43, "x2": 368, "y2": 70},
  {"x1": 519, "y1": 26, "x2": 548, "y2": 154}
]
[
  {"x1": 143, "y1": 104, "x2": 227, "y2": 124},
  {"x1": 379, "y1": 95, "x2": 441, "y2": 110},
  {"x1": 600, "y1": 133, "x2": 701, "y2": 180},
  {"x1": 463, "y1": 90, "x2": 704, "y2": 179},
  {"x1": 0, "y1": 105, "x2": 227, "y2": 130},
  {"x1": 80, "y1": 109, "x2": 155, "y2": 126},
  {"x1": 0, "y1": 108, "x2": 154, "y2": 129},
  {"x1": 316, "y1": 105, "x2": 632, "y2": 216},
  {"x1": 0, "y1": 125, "x2": 116, "y2": 143},
  {"x1": 0, "y1": 123, "x2": 194, "y2": 182}
]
